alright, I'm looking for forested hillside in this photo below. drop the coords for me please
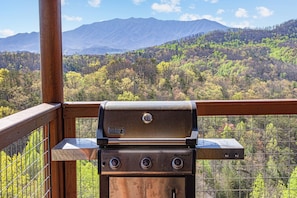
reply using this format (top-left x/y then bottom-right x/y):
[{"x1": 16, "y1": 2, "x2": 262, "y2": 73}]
[
  {"x1": 1, "y1": 19, "x2": 297, "y2": 197},
  {"x1": 1, "y1": 19, "x2": 297, "y2": 112}
]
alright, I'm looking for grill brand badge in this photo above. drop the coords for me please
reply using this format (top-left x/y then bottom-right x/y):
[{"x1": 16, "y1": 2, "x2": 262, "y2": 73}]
[{"x1": 108, "y1": 127, "x2": 125, "y2": 135}]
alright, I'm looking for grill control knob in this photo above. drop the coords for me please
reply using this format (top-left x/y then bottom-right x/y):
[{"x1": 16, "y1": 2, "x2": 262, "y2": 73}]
[
  {"x1": 109, "y1": 157, "x2": 121, "y2": 170},
  {"x1": 172, "y1": 157, "x2": 184, "y2": 170},
  {"x1": 140, "y1": 157, "x2": 152, "y2": 170}
]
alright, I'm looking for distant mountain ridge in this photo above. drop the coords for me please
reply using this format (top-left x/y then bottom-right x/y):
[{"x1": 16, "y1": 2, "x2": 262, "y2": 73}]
[{"x1": 0, "y1": 17, "x2": 228, "y2": 55}]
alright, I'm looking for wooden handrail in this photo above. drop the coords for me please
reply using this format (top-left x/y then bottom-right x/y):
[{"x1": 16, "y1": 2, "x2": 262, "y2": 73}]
[
  {"x1": 196, "y1": 99, "x2": 297, "y2": 115},
  {"x1": 63, "y1": 99, "x2": 297, "y2": 118},
  {"x1": 0, "y1": 103, "x2": 61, "y2": 150}
]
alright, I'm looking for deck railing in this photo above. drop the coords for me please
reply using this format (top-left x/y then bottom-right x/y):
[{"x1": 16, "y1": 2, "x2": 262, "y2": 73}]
[
  {"x1": 1, "y1": 100, "x2": 297, "y2": 197},
  {"x1": 0, "y1": 103, "x2": 61, "y2": 198}
]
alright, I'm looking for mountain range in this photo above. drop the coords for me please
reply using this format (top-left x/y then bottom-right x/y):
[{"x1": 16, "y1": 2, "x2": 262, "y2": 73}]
[{"x1": 0, "y1": 17, "x2": 228, "y2": 55}]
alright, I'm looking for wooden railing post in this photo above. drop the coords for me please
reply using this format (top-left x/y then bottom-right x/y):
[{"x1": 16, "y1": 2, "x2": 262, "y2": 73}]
[
  {"x1": 63, "y1": 116, "x2": 77, "y2": 197},
  {"x1": 46, "y1": 107, "x2": 65, "y2": 197},
  {"x1": 39, "y1": 0, "x2": 73, "y2": 197},
  {"x1": 39, "y1": 0, "x2": 63, "y2": 103}
]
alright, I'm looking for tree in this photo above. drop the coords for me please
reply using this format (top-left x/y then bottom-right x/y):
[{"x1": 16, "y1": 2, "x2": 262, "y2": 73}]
[
  {"x1": 0, "y1": 106, "x2": 15, "y2": 118},
  {"x1": 65, "y1": 71, "x2": 84, "y2": 89},
  {"x1": 0, "y1": 151, "x2": 30, "y2": 197},
  {"x1": 77, "y1": 161, "x2": 99, "y2": 198},
  {"x1": 283, "y1": 166, "x2": 297, "y2": 197},
  {"x1": 156, "y1": 61, "x2": 171, "y2": 78},
  {"x1": 250, "y1": 173, "x2": 265, "y2": 198},
  {"x1": 0, "y1": 68, "x2": 10, "y2": 101},
  {"x1": 117, "y1": 91, "x2": 140, "y2": 101}
]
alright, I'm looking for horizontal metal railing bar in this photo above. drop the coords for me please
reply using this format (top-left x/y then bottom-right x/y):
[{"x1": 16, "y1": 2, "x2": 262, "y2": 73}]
[
  {"x1": 63, "y1": 99, "x2": 297, "y2": 118},
  {"x1": 0, "y1": 103, "x2": 61, "y2": 150}
]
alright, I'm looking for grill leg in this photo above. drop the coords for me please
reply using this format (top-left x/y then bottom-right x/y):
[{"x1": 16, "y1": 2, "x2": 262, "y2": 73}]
[
  {"x1": 185, "y1": 175, "x2": 195, "y2": 198},
  {"x1": 99, "y1": 175, "x2": 109, "y2": 198}
]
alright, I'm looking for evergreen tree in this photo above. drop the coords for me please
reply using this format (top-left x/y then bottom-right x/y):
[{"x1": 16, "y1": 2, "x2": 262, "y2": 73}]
[
  {"x1": 250, "y1": 173, "x2": 265, "y2": 198},
  {"x1": 283, "y1": 166, "x2": 297, "y2": 197}
]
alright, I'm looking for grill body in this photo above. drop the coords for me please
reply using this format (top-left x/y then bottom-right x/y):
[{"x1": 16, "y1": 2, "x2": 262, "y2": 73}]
[
  {"x1": 97, "y1": 101, "x2": 197, "y2": 198},
  {"x1": 99, "y1": 148, "x2": 196, "y2": 198}
]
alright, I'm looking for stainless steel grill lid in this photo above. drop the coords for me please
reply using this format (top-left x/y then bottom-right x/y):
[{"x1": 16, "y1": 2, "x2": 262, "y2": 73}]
[{"x1": 96, "y1": 101, "x2": 198, "y2": 146}]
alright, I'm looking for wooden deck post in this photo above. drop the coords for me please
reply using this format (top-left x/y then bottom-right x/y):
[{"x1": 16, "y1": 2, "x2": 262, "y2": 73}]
[
  {"x1": 39, "y1": 0, "x2": 63, "y2": 103},
  {"x1": 39, "y1": 0, "x2": 77, "y2": 197}
]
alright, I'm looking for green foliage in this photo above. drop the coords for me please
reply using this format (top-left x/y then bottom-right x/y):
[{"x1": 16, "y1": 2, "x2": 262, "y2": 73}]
[
  {"x1": 0, "y1": 67, "x2": 40, "y2": 113},
  {"x1": 0, "y1": 151, "x2": 30, "y2": 197},
  {"x1": 117, "y1": 91, "x2": 140, "y2": 101},
  {"x1": 2, "y1": 21, "x2": 297, "y2": 104},
  {"x1": 283, "y1": 166, "x2": 297, "y2": 197},
  {"x1": 0, "y1": 130, "x2": 48, "y2": 197},
  {"x1": 0, "y1": 106, "x2": 15, "y2": 118},
  {"x1": 250, "y1": 173, "x2": 265, "y2": 198},
  {"x1": 77, "y1": 161, "x2": 99, "y2": 197},
  {"x1": 23, "y1": 130, "x2": 44, "y2": 179},
  {"x1": 0, "y1": 68, "x2": 9, "y2": 84},
  {"x1": 156, "y1": 61, "x2": 171, "y2": 77},
  {"x1": 65, "y1": 71, "x2": 84, "y2": 89}
]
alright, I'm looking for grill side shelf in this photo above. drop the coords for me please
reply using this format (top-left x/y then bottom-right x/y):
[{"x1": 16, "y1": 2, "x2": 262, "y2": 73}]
[
  {"x1": 196, "y1": 138, "x2": 244, "y2": 160},
  {"x1": 51, "y1": 138, "x2": 98, "y2": 161},
  {"x1": 51, "y1": 138, "x2": 244, "y2": 161}
]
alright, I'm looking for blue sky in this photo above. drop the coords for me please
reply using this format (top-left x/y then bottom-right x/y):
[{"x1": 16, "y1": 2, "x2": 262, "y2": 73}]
[{"x1": 0, "y1": 0, "x2": 297, "y2": 38}]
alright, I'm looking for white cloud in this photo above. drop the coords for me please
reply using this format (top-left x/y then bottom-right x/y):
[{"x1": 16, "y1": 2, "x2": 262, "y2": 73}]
[
  {"x1": 256, "y1": 6, "x2": 273, "y2": 17},
  {"x1": 201, "y1": 15, "x2": 225, "y2": 24},
  {"x1": 133, "y1": 0, "x2": 146, "y2": 5},
  {"x1": 0, "y1": 29, "x2": 15, "y2": 38},
  {"x1": 235, "y1": 8, "x2": 248, "y2": 18},
  {"x1": 63, "y1": 15, "x2": 83, "y2": 22},
  {"x1": 88, "y1": 0, "x2": 101, "y2": 7},
  {"x1": 217, "y1": 9, "x2": 224, "y2": 15},
  {"x1": 151, "y1": 0, "x2": 181, "y2": 13},
  {"x1": 61, "y1": 0, "x2": 66, "y2": 6},
  {"x1": 204, "y1": 0, "x2": 219, "y2": 3},
  {"x1": 179, "y1": 13, "x2": 226, "y2": 25},
  {"x1": 230, "y1": 21, "x2": 253, "y2": 28},
  {"x1": 179, "y1": 13, "x2": 200, "y2": 21}
]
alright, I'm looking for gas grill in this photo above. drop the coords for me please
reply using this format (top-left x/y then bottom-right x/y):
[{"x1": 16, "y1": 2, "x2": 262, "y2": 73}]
[
  {"x1": 52, "y1": 101, "x2": 244, "y2": 198},
  {"x1": 97, "y1": 101, "x2": 198, "y2": 198}
]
